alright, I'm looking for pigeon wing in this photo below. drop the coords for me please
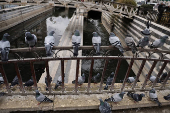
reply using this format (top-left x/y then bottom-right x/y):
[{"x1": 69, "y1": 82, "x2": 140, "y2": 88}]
[{"x1": 44, "y1": 36, "x2": 55, "y2": 46}]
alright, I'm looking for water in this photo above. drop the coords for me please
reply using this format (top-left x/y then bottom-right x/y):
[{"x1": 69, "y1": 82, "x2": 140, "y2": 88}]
[
  {"x1": 0, "y1": 7, "x2": 75, "y2": 82},
  {"x1": 82, "y1": 11, "x2": 135, "y2": 83}
]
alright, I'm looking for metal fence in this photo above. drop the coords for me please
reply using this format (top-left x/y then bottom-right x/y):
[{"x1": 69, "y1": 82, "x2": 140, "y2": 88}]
[{"x1": 0, "y1": 46, "x2": 170, "y2": 95}]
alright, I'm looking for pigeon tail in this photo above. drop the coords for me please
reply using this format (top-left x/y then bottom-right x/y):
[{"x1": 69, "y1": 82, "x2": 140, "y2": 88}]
[
  {"x1": 104, "y1": 97, "x2": 112, "y2": 102},
  {"x1": 164, "y1": 96, "x2": 170, "y2": 100},
  {"x1": 148, "y1": 43, "x2": 154, "y2": 49},
  {"x1": 73, "y1": 44, "x2": 79, "y2": 56},
  {"x1": 127, "y1": 92, "x2": 133, "y2": 98},
  {"x1": 44, "y1": 97, "x2": 53, "y2": 103},
  {"x1": 155, "y1": 99, "x2": 161, "y2": 107}
]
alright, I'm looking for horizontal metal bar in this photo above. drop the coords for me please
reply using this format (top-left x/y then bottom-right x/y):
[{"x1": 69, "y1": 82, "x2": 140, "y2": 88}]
[
  {"x1": 0, "y1": 56, "x2": 169, "y2": 64},
  {"x1": 9, "y1": 46, "x2": 170, "y2": 54}
]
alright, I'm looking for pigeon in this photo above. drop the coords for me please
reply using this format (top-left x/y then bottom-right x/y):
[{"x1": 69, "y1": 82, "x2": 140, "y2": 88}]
[
  {"x1": 92, "y1": 32, "x2": 101, "y2": 55},
  {"x1": 99, "y1": 99, "x2": 112, "y2": 113},
  {"x1": 160, "y1": 72, "x2": 168, "y2": 82},
  {"x1": 10, "y1": 76, "x2": 19, "y2": 87},
  {"x1": 136, "y1": 36, "x2": 149, "y2": 48},
  {"x1": 44, "y1": 31, "x2": 55, "y2": 56},
  {"x1": 125, "y1": 35, "x2": 137, "y2": 54},
  {"x1": 0, "y1": 92, "x2": 6, "y2": 97},
  {"x1": 45, "y1": 75, "x2": 52, "y2": 91},
  {"x1": 146, "y1": 74, "x2": 161, "y2": 83},
  {"x1": 0, "y1": 73, "x2": 4, "y2": 85},
  {"x1": 164, "y1": 94, "x2": 170, "y2": 100},
  {"x1": 149, "y1": 88, "x2": 161, "y2": 106},
  {"x1": 141, "y1": 28, "x2": 151, "y2": 36},
  {"x1": 24, "y1": 76, "x2": 34, "y2": 87},
  {"x1": 0, "y1": 33, "x2": 10, "y2": 61},
  {"x1": 109, "y1": 32, "x2": 124, "y2": 53},
  {"x1": 127, "y1": 92, "x2": 145, "y2": 102},
  {"x1": 148, "y1": 35, "x2": 168, "y2": 49},
  {"x1": 25, "y1": 32, "x2": 37, "y2": 48},
  {"x1": 127, "y1": 77, "x2": 136, "y2": 83},
  {"x1": 105, "y1": 92, "x2": 125, "y2": 103},
  {"x1": 92, "y1": 73, "x2": 101, "y2": 84},
  {"x1": 104, "y1": 72, "x2": 114, "y2": 90},
  {"x1": 35, "y1": 90, "x2": 53, "y2": 105},
  {"x1": 72, "y1": 29, "x2": 81, "y2": 56},
  {"x1": 146, "y1": 20, "x2": 151, "y2": 29},
  {"x1": 72, "y1": 73, "x2": 85, "y2": 85},
  {"x1": 54, "y1": 74, "x2": 65, "y2": 90}
]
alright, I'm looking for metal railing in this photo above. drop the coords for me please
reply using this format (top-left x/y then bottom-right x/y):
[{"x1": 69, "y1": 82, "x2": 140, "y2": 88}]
[{"x1": 0, "y1": 46, "x2": 170, "y2": 95}]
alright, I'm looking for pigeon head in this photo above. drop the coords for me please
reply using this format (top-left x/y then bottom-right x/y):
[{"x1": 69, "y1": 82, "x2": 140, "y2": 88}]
[
  {"x1": 2, "y1": 33, "x2": 10, "y2": 41},
  {"x1": 162, "y1": 72, "x2": 168, "y2": 77},
  {"x1": 162, "y1": 35, "x2": 168, "y2": 39},
  {"x1": 45, "y1": 44, "x2": 52, "y2": 56},
  {"x1": 35, "y1": 90, "x2": 40, "y2": 95},
  {"x1": 119, "y1": 92, "x2": 125, "y2": 98},
  {"x1": 49, "y1": 31, "x2": 55, "y2": 36},
  {"x1": 97, "y1": 73, "x2": 100, "y2": 77},
  {"x1": 141, "y1": 28, "x2": 151, "y2": 35},
  {"x1": 74, "y1": 29, "x2": 80, "y2": 36},
  {"x1": 150, "y1": 88, "x2": 155, "y2": 93},
  {"x1": 110, "y1": 72, "x2": 114, "y2": 77},
  {"x1": 110, "y1": 32, "x2": 115, "y2": 37},
  {"x1": 0, "y1": 73, "x2": 2, "y2": 77},
  {"x1": 99, "y1": 99, "x2": 104, "y2": 105},
  {"x1": 25, "y1": 32, "x2": 34, "y2": 41},
  {"x1": 143, "y1": 36, "x2": 149, "y2": 42},
  {"x1": 92, "y1": 32, "x2": 98, "y2": 37},
  {"x1": 161, "y1": 35, "x2": 168, "y2": 42},
  {"x1": 140, "y1": 93, "x2": 145, "y2": 97}
]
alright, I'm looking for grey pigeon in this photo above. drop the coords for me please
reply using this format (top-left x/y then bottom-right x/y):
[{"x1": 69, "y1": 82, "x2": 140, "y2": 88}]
[
  {"x1": 0, "y1": 33, "x2": 10, "y2": 61},
  {"x1": 24, "y1": 77, "x2": 34, "y2": 87},
  {"x1": 136, "y1": 36, "x2": 149, "y2": 48},
  {"x1": 45, "y1": 75, "x2": 52, "y2": 91},
  {"x1": 25, "y1": 32, "x2": 37, "y2": 48},
  {"x1": 149, "y1": 89, "x2": 161, "y2": 106},
  {"x1": 146, "y1": 74, "x2": 161, "y2": 83},
  {"x1": 44, "y1": 31, "x2": 55, "y2": 56},
  {"x1": 92, "y1": 32, "x2": 101, "y2": 55},
  {"x1": 105, "y1": 92, "x2": 125, "y2": 103},
  {"x1": 10, "y1": 76, "x2": 18, "y2": 87},
  {"x1": 72, "y1": 30, "x2": 81, "y2": 56},
  {"x1": 54, "y1": 74, "x2": 65, "y2": 90},
  {"x1": 0, "y1": 73, "x2": 4, "y2": 85},
  {"x1": 149, "y1": 35, "x2": 168, "y2": 49},
  {"x1": 127, "y1": 77, "x2": 136, "y2": 83},
  {"x1": 160, "y1": 72, "x2": 168, "y2": 82},
  {"x1": 127, "y1": 92, "x2": 145, "y2": 102},
  {"x1": 99, "y1": 99, "x2": 112, "y2": 113},
  {"x1": 104, "y1": 72, "x2": 114, "y2": 90},
  {"x1": 109, "y1": 32, "x2": 124, "y2": 53},
  {"x1": 146, "y1": 20, "x2": 151, "y2": 29},
  {"x1": 125, "y1": 35, "x2": 137, "y2": 54},
  {"x1": 164, "y1": 94, "x2": 170, "y2": 100},
  {"x1": 35, "y1": 90, "x2": 53, "y2": 105},
  {"x1": 72, "y1": 73, "x2": 85, "y2": 85},
  {"x1": 92, "y1": 73, "x2": 101, "y2": 84},
  {"x1": 141, "y1": 28, "x2": 151, "y2": 36}
]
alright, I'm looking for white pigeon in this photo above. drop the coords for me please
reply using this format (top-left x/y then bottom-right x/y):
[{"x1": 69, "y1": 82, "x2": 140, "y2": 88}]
[
  {"x1": 54, "y1": 74, "x2": 65, "y2": 90},
  {"x1": 92, "y1": 32, "x2": 101, "y2": 55},
  {"x1": 72, "y1": 29, "x2": 81, "y2": 56},
  {"x1": 105, "y1": 92, "x2": 125, "y2": 103},
  {"x1": 0, "y1": 33, "x2": 10, "y2": 61},
  {"x1": 72, "y1": 73, "x2": 85, "y2": 85},
  {"x1": 149, "y1": 89, "x2": 161, "y2": 106},
  {"x1": 127, "y1": 77, "x2": 136, "y2": 83},
  {"x1": 25, "y1": 32, "x2": 37, "y2": 48},
  {"x1": 149, "y1": 35, "x2": 168, "y2": 49},
  {"x1": 125, "y1": 35, "x2": 137, "y2": 54},
  {"x1": 44, "y1": 31, "x2": 55, "y2": 56},
  {"x1": 35, "y1": 90, "x2": 53, "y2": 105},
  {"x1": 109, "y1": 32, "x2": 124, "y2": 54},
  {"x1": 0, "y1": 73, "x2": 4, "y2": 85},
  {"x1": 146, "y1": 74, "x2": 161, "y2": 83}
]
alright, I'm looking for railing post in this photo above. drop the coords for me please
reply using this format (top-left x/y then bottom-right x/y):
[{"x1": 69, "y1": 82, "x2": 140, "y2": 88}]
[
  {"x1": 61, "y1": 60, "x2": 65, "y2": 93},
  {"x1": 0, "y1": 64, "x2": 11, "y2": 94},
  {"x1": 87, "y1": 59, "x2": 94, "y2": 93},
  {"x1": 161, "y1": 71, "x2": 170, "y2": 88},
  {"x1": 99, "y1": 60, "x2": 109, "y2": 92},
  {"x1": 14, "y1": 63, "x2": 25, "y2": 93},
  {"x1": 142, "y1": 61, "x2": 157, "y2": 89},
  {"x1": 30, "y1": 62, "x2": 37, "y2": 90},
  {"x1": 132, "y1": 60, "x2": 146, "y2": 90},
  {"x1": 75, "y1": 60, "x2": 80, "y2": 94},
  {"x1": 121, "y1": 59, "x2": 134, "y2": 92},
  {"x1": 110, "y1": 59, "x2": 122, "y2": 91},
  {"x1": 152, "y1": 61, "x2": 168, "y2": 88},
  {"x1": 45, "y1": 61, "x2": 51, "y2": 93}
]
